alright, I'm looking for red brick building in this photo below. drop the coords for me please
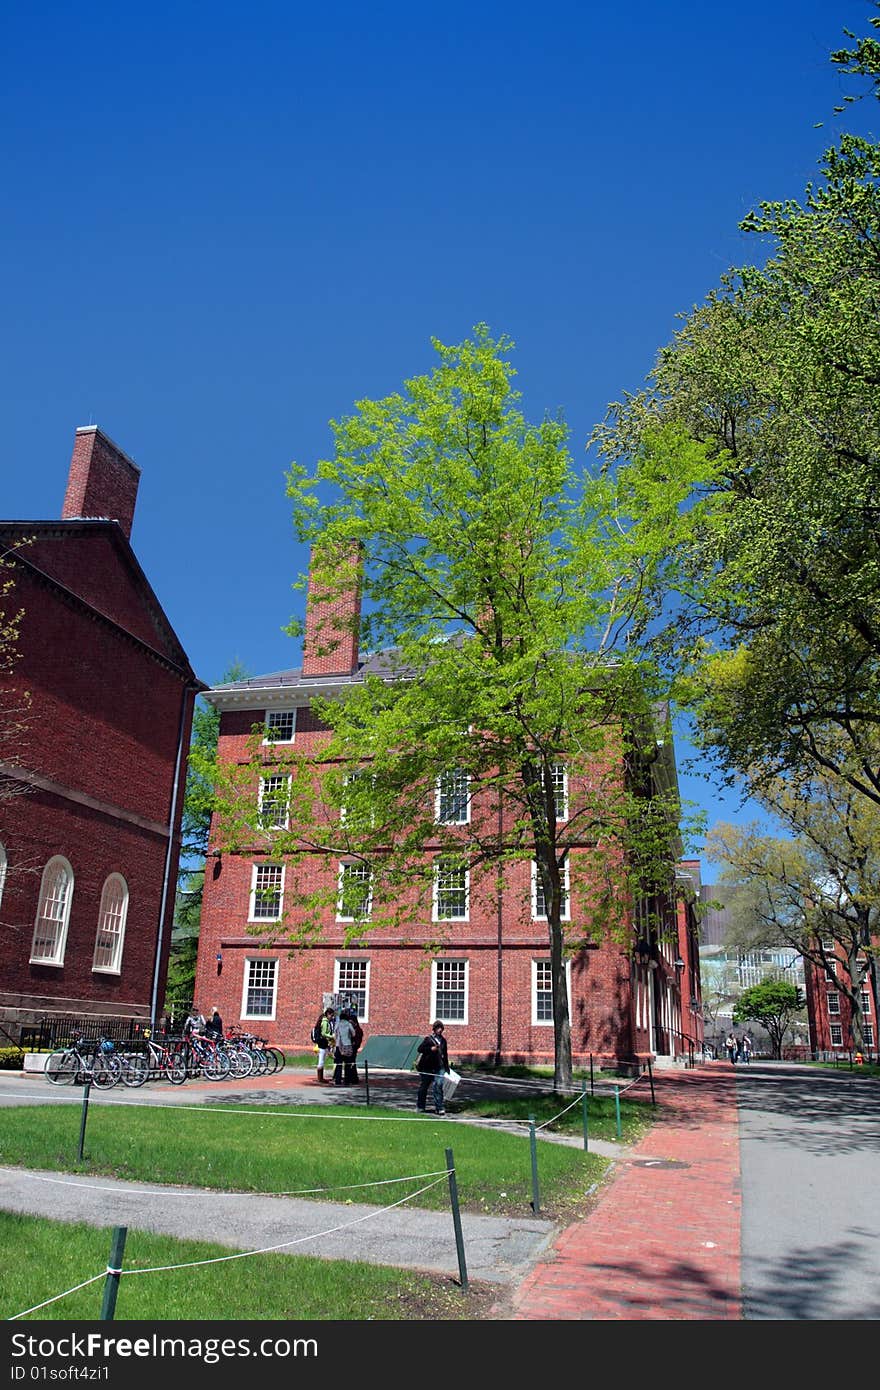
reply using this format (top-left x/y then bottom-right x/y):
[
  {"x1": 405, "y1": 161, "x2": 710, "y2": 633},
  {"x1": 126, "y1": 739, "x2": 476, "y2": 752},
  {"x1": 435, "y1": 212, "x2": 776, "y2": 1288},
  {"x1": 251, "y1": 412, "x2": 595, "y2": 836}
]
[
  {"x1": 194, "y1": 554, "x2": 702, "y2": 1067},
  {"x1": 804, "y1": 943, "x2": 877, "y2": 1059},
  {"x1": 0, "y1": 427, "x2": 204, "y2": 1042}
]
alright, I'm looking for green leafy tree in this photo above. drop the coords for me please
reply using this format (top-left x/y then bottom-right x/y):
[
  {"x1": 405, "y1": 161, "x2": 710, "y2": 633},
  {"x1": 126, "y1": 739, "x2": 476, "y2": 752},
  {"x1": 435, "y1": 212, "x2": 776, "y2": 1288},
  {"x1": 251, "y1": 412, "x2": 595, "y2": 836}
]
[
  {"x1": 733, "y1": 980, "x2": 805, "y2": 1060},
  {"x1": 211, "y1": 327, "x2": 706, "y2": 1086},
  {"x1": 707, "y1": 765, "x2": 880, "y2": 1054},
  {"x1": 592, "y1": 11, "x2": 880, "y2": 814}
]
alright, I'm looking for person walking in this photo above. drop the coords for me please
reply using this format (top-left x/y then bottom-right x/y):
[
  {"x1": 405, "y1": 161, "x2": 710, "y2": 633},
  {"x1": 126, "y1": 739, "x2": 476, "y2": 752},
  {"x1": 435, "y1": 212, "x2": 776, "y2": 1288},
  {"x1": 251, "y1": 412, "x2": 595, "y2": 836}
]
[
  {"x1": 313, "y1": 1007, "x2": 336, "y2": 1084},
  {"x1": 416, "y1": 1020, "x2": 450, "y2": 1115},
  {"x1": 742, "y1": 1033, "x2": 753, "y2": 1064},
  {"x1": 204, "y1": 1006, "x2": 224, "y2": 1040},
  {"x1": 725, "y1": 1031, "x2": 738, "y2": 1065}
]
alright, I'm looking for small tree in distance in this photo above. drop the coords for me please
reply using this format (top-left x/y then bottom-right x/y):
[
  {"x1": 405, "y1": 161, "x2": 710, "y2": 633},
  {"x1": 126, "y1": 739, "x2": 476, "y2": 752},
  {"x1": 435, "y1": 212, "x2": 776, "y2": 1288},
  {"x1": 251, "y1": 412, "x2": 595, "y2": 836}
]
[{"x1": 734, "y1": 980, "x2": 805, "y2": 1060}]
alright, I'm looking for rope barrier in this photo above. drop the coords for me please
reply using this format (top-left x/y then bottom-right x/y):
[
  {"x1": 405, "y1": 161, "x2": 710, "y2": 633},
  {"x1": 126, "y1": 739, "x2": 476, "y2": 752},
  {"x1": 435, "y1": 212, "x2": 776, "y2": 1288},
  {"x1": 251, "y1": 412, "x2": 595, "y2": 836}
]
[
  {"x1": 5, "y1": 1175, "x2": 450, "y2": 1320},
  {"x1": 1, "y1": 1164, "x2": 452, "y2": 1199}
]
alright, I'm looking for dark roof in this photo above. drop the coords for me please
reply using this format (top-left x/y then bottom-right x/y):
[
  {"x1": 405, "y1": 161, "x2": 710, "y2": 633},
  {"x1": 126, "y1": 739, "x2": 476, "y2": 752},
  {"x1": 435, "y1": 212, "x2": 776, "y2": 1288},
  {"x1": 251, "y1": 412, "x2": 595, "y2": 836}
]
[{"x1": 210, "y1": 647, "x2": 415, "y2": 694}]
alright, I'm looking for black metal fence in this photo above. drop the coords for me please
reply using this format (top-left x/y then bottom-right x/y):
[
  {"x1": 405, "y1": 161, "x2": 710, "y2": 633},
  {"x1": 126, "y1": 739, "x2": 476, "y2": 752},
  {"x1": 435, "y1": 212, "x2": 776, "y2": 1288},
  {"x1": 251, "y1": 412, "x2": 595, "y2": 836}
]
[{"x1": 19, "y1": 1016, "x2": 150, "y2": 1050}]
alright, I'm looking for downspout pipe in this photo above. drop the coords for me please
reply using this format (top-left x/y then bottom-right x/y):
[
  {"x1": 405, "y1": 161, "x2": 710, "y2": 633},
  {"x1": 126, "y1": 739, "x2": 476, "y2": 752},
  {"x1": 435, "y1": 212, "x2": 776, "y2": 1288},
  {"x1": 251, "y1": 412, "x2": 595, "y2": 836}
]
[{"x1": 150, "y1": 681, "x2": 196, "y2": 1029}]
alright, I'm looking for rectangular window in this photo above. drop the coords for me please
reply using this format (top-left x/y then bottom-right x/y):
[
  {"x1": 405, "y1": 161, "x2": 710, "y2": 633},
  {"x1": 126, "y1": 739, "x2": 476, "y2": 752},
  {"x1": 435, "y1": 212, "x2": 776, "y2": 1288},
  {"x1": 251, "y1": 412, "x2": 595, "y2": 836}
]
[
  {"x1": 335, "y1": 959, "x2": 370, "y2": 1019},
  {"x1": 249, "y1": 864, "x2": 284, "y2": 921},
  {"x1": 864, "y1": 1024, "x2": 874, "y2": 1046},
  {"x1": 830, "y1": 1023, "x2": 843, "y2": 1047},
  {"x1": 433, "y1": 858, "x2": 469, "y2": 921},
  {"x1": 263, "y1": 709, "x2": 296, "y2": 744},
  {"x1": 258, "y1": 774, "x2": 291, "y2": 829},
  {"x1": 436, "y1": 768, "x2": 470, "y2": 824},
  {"x1": 433, "y1": 959, "x2": 468, "y2": 1023},
  {"x1": 827, "y1": 991, "x2": 840, "y2": 1015},
  {"x1": 531, "y1": 959, "x2": 573, "y2": 1026},
  {"x1": 532, "y1": 857, "x2": 570, "y2": 920},
  {"x1": 546, "y1": 764, "x2": 568, "y2": 821},
  {"x1": 861, "y1": 992, "x2": 871, "y2": 1016},
  {"x1": 337, "y1": 862, "x2": 372, "y2": 921},
  {"x1": 242, "y1": 958, "x2": 278, "y2": 1019}
]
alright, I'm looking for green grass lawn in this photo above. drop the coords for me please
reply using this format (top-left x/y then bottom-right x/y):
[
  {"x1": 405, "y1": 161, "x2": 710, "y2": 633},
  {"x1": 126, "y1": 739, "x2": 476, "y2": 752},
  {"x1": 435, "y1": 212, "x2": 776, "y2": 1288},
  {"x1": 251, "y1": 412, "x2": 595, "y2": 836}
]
[
  {"x1": 1, "y1": 1212, "x2": 497, "y2": 1322},
  {"x1": 0, "y1": 1101, "x2": 608, "y2": 1217},
  {"x1": 457, "y1": 1089, "x2": 652, "y2": 1144}
]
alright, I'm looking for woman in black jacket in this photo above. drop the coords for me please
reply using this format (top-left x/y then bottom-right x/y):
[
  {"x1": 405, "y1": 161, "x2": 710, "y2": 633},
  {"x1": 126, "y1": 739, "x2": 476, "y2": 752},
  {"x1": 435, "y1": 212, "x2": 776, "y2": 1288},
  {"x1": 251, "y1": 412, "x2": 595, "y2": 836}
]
[{"x1": 415, "y1": 1021, "x2": 449, "y2": 1114}]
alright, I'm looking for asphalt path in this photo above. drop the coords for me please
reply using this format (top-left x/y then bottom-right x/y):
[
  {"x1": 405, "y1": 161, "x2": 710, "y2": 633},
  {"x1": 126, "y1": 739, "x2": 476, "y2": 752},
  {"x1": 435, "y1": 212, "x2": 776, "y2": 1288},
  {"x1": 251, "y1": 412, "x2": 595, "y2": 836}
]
[{"x1": 736, "y1": 1062, "x2": 880, "y2": 1320}]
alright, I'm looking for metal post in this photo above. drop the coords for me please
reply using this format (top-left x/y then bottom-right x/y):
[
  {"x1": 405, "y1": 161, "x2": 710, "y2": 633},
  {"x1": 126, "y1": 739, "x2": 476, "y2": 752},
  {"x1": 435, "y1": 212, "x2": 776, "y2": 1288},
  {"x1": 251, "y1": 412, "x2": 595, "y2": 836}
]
[
  {"x1": 581, "y1": 1081, "x2": 589, "y2": 1152},
  {"x1": 364, "y1": 1059, "x2": 370, "y2": 1107},
  {"x1": 647, "y1": 1057, "x2": 656, "y2": 1104},
  {"x1": 614, "y1": 1085, "x2": 622, "y2": 1140},
  {"x1": 590, "y1": 1053, "x2": 594, "y2": 1096},
  {"x1": 77, "y1": 1079, "x2": 91, "y2": 1162},
  {"x1": 529, "y1": 1115, "x2": 541, "y2": 1212},
  {"x1": 444, "y1": 1148, "x2": 468, "y2": 1291},
  {"x1": 100, "y1": 1226, "x2": 128, "y2": 1320}
]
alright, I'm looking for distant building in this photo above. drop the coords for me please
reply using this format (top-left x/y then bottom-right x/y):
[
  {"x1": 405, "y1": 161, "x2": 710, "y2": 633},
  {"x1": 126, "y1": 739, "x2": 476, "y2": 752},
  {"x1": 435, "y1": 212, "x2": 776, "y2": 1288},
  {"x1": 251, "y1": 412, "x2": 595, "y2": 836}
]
[
  {"x1": 0, "y1": 428, "x2": 204, "y2": 1042},
  {"x1": 193, "y1": 548, "x2": 703, "y2": 1067},
  {"x1": 804, "y1": 941, "x2": 876, "y2": 1057}
]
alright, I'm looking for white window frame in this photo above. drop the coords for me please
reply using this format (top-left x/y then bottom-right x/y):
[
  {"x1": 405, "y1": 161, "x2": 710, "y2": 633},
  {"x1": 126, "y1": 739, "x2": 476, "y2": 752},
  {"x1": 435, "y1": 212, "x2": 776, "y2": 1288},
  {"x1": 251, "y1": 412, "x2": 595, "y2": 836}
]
[
  {"x1": 30, "y1": 856, "x2": 74, "y2": 966},
  {"x1": 531, "y1": 958, "x2": 572, "y2": 1026},
  {"x1": 827, "y1": 991, "x2": 840, "y2": 1016},
  {"x1": 431, "y1": 958, "x2": 469, "y2": 1024},
  {"x1": 337, "y1": 861, "x2": 373, "y2": 922},
  {"x1": 435, "y1": 768, "x2": 470, "y2": 825},
  {"x1": 92, "y1": 873, "x2": 129, "y2": 974},
  {"x1": 532, "y1": 857, "x2": 570, "y2": 921},
  {"x1": 433, "y1": 858, "x2": 469, "y2": 922},
  {"x1": 860, "y1": 992, "x2": 871, "y2": 1016},
  {"x1": 248, "y1": 863, "x2": 284, "y2": 922},
  {"x1": 546, "y1": 763, "x2": 568, "y2": 821},
  {"x1": 864, "y1": 1024, "x2": 875, "y2": 1047},
  {"x1": 258, "y1": 773, "x2": 291, "y2": 830},
  {"x1": 830, "y1": 1023, "x2": 843, "y2": 1047},
  {"x1": 262, "y1": 708, "x2": 297, "y2": 744},
  {"x1": 334, "y1": 958, "x2": 371, "y2": 1021},
  {"x1": 241, "y1": 957, "x2": 278, "y2": 1020}
]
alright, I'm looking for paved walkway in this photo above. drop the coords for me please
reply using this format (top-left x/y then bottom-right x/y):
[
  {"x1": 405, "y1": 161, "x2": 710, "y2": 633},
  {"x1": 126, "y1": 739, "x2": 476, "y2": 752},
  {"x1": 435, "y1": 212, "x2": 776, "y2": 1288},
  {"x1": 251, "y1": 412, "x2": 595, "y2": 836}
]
[{"x1": 506, "y1": 1062, "x2": 742, "y2": 1319}]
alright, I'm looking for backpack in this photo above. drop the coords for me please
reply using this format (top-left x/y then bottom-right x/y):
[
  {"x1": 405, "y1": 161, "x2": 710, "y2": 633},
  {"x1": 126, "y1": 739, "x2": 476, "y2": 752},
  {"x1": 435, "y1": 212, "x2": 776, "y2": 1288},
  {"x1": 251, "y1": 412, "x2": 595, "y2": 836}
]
[{"x1": 311, "y1": 1020, "x2": 323, "y2": 1046}]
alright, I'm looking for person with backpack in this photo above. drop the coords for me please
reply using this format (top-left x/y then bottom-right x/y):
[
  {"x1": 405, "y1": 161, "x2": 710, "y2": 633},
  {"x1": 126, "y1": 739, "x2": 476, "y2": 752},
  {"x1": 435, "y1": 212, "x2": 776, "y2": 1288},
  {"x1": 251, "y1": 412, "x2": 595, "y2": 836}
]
[
  {"x1": 312, "y1": 1007, "x2": 336, "y2": 1084},
  {"x1": 332, "y1": 1007, "x2": 359, "y2": 1086}
]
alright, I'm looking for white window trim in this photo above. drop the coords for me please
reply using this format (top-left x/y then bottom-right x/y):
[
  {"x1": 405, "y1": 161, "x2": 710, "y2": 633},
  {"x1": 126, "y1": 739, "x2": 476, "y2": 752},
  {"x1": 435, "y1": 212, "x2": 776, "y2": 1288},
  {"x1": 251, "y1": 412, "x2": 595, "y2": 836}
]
[
  {"x1": 435, "y1": 768, "x2": 471, "y2": 825},
  {"x1": 92, "y1": 873, "x2": 129, "y2": 975},
  {"x1": 547, "y1": 764, "x2": 569, "y2": 822},
  {"x1": 830, "y1": 1023, "x2": 843, "y2": 1047},
  {"x1": 30, "y1": 855, "x2": 74, "y2": 967},
  {"x1": 258, "y1": 773, "x2": 291, "y2": 830},
  {"x1": 432, "y1": 859, "x2": 469, "y2": 922},
  {"x1": 827, "y1": 991, "x2": 840, "y2": 1015},
  {"x1": 531, "y1": 958, "x2": 573, "y2": 1026},
  {"x1": 336, "y1": 861, "x2": 373, "y2": 922},
  {"x1": 248, "y1": 863, "x2": 285, "y2": 923},
  {"x1": 262, "y1": 708, "x2": 297, "y2": 745},
  {"x1": 431, "y1": 958, "x2": 469, "y2": 1025},
  {"x1": 334, "y1": 958, "x2": 371, "y2": 1022},
  {"x1": 864, "y1": 1024, "x2": 875, "y2": 1046},
  {"x1": 240, "y1": 956, "x2": 279, "y2": 1021},
  {"x1": 532, "y1": 857, "x2": 570, "y2": 921}
]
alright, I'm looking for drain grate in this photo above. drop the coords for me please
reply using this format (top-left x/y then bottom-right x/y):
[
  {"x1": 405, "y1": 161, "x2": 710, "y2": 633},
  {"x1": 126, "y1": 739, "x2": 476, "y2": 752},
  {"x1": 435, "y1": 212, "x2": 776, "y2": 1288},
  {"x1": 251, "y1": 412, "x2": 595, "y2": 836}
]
[{"x1": 629, "y1": 1158, "x2": 691, "y2": 1169}]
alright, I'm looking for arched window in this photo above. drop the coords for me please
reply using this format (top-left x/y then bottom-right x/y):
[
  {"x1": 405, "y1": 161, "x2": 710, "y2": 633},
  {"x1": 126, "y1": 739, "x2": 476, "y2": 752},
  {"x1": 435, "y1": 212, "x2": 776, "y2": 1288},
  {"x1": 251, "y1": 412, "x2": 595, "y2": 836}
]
[
  {"x1": 0, "y1": 843, "x2": 7, "y2": 911},
  {"x1": 92, "y1": 874, "x2": 129, "y2": 974},
  {"x1": 30, "y1": 856, "x2": 74, "y2": 965}
]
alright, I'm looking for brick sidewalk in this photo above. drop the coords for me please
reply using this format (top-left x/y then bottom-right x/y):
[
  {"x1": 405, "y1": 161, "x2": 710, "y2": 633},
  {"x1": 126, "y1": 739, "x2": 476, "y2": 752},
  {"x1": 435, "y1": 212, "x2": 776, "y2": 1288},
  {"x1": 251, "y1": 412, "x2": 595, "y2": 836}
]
[{"x1": 506, "y1": 1063, "x2": 742, "y2": 1320}]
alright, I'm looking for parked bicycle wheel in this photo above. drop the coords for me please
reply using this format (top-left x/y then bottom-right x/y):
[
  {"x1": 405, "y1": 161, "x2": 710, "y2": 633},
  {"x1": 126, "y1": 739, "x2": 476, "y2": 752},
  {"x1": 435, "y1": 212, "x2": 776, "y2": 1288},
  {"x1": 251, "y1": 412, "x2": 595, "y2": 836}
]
[
  {"x1": 91, "y1": 1052, "x2": 121, "y2": 1089},
  {"x1": 265, "y1": 1047, "x2": 286, "y2": 1073},
  {"x1": 164, "y1": 1048, "x2": 188, "y2": 1084},
  {"x1": 224, "y1": 1045, "x2": 253, "y2": 1079},
  {"x1": 45, "y1": 1050, "x2": 78, "y2": 1084},
  {"x1": 201, "y1": 1047, "x2": 231, "y2": 1080},
  {"x1": 120, "y1": 1051, "x2": 149, "y2": 1087}
]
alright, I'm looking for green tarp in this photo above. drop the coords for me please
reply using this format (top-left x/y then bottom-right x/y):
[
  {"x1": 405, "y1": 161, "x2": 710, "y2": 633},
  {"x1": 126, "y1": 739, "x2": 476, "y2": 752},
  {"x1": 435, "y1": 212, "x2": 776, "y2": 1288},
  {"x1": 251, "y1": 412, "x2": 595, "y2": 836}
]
[{"x1": 359, "y1": 1035, "x2": 421, "y2": 1069}]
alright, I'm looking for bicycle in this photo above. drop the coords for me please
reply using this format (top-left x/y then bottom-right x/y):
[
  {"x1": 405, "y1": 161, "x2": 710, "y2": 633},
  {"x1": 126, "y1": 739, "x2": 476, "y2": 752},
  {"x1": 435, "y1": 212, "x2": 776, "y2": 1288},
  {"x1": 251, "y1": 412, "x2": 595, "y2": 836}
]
[
  {"x1": 119, "y1": 1033, "x2": 187, "y2": 1086},
  {"x1": 44, "y1": 1036, "x2": 121, "y2": 1089}
]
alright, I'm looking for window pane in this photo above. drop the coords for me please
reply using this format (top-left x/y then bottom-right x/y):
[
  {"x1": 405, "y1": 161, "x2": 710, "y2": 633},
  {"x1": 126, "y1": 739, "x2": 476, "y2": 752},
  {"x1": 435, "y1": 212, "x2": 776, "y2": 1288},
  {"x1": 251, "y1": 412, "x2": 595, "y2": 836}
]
[
  {"x1": 93, "y1": 875, "x2": 128, "y2": 971},
  {"x1": 245, "y1": 959, "x2": 277, "y2": 1016},
  {"x1": 435, "y1": 960, "x2": 466, "y2": 1021},
  {"x1": 337, "y1": 960, "x2": 368, "y2": 1015},
  {"x1": 259, "y1": 775, "x2": 290, "y2": 829},
  {"x1": 338, "y1": 863, "x2": 371, "y2": 920},
  {"x1": 437, "y1": 769, "x2": 469, "y2": 824},
  {"x1": 534, "y1": 859, "x2": 568, "y2": 919},
  {"x1": 535, "y1": 961, "x2": 553, "y2": 1022},
  {"x1": 435, "y1": 859, "x2": 467, "y2": 919},
  {"x1": 264, "y1": 710, "x2": 296, "y2": 742},
  {"x1": 252, "y1": 865, "x2": 283, "y2": 919},
  {"x1": 32, "y1": 859, "x2": 72, "y2": 961}
]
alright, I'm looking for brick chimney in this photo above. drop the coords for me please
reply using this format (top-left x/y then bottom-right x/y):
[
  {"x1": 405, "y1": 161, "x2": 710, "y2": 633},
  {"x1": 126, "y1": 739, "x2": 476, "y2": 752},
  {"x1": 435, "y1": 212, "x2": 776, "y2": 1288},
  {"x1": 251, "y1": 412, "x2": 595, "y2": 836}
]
[
  {"x1": 301, "y1": 541, "x2": 363, "y2": 677},
  {"x1": 62, "y1": 426, "x2": 141, "y2": 541}
]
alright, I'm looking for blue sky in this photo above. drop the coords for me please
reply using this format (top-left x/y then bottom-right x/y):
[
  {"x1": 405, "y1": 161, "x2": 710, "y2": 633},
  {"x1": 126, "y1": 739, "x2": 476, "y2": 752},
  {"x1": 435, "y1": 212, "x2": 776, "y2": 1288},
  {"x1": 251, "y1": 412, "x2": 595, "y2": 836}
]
[{"x1": 2, "y1": 1, "x2": 873, "y2": 860}]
